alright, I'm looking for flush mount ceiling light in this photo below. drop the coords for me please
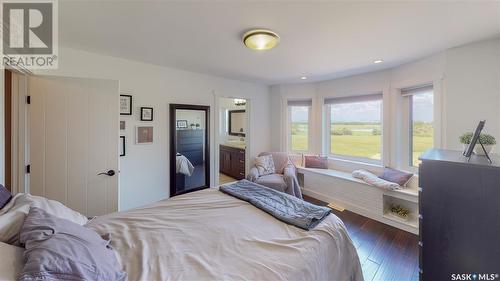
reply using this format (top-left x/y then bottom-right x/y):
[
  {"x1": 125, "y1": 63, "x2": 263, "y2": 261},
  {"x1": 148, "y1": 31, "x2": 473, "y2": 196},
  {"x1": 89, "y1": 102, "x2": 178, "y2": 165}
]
[
  {"x1": 300, "y1": 76, "x2": 308, "y2": 80},
  {"x1": 243, "y1": 29, "x2": 280, "y2": 51},
  {"x1": 373, "y1": 59, "x2": 384, "y2": 64}
]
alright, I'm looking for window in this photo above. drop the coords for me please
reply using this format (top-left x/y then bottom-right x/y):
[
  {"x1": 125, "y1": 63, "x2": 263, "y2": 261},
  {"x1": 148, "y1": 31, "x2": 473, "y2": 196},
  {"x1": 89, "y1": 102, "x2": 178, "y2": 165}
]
[
  {"x1": 325, "y1": 94, "x2": 383, "y2": 161},
  {"x1": 288, "y1": 99, "x2": 312, "y2": 152},
  {"x1": 403, "y1": 85, "x2": 434, "y2": 166}
]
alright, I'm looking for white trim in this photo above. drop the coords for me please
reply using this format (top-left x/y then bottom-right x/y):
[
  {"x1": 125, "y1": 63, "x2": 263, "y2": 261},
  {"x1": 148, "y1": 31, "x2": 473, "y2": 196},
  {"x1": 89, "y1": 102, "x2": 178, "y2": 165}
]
[
  {"x1": 9, "y1": 70, "x2": 30, "y2": 194},
  {"x1": 287, "y1": 102, "x2": 312, "y2": 153},
  {"x1": 324, "y1": 95, "x2": 384, "y2": 165},
  {"x1": 391, "y1": 78, "x2": 443, "y2": 172}
]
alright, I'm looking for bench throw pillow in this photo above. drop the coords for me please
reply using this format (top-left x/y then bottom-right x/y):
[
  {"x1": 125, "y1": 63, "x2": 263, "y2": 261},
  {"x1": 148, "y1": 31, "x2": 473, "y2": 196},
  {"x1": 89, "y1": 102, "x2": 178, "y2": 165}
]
[
  {"x1": 378, "y1": 167, "x2": 413, "y2": 187},
  {"x1": 255, "y1": 154, "x2": 276, "y2": 176},
  {"x1": 19, "y1": 207, "x2": 127, "y2": 281},
  {"x1": 304, "y1": 155, "x2": 328, "y2": 169}
]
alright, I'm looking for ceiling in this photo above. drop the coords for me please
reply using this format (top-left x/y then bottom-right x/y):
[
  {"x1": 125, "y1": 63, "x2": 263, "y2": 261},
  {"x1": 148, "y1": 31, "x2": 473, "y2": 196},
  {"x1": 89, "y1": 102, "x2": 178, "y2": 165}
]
[{"x1": 59, "y1": 1, "x2": 500, "y2": 85}]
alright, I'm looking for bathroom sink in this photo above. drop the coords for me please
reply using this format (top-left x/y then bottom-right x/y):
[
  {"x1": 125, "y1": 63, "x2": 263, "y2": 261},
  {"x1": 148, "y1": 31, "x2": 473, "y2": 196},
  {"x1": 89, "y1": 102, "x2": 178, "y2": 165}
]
[{"x1": 224, "y1": 141, "x2": 246, "y2": 149}]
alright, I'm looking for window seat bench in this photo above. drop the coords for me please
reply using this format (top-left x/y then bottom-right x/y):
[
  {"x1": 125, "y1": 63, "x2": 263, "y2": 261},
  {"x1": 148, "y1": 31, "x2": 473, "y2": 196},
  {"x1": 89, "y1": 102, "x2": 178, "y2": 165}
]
[{"x1": 297, "y1": 167, "x2": 419, "y2": 234}]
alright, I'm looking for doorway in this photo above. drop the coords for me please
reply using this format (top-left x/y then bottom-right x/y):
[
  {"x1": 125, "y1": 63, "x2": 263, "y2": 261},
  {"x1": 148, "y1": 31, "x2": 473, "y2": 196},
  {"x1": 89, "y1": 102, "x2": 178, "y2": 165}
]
[
  {"x1": 169, "y1": 104, "x2": 210, "y2": 197},
  {"x1": 11, "y1": 75, "x2": 120, "y2": 216},
  {"x1": 4, "y1": 70, "x2": 12, "y2": 191},
  {"x1": 216, "y1": 97, "x2": 248, "y2": 185}
]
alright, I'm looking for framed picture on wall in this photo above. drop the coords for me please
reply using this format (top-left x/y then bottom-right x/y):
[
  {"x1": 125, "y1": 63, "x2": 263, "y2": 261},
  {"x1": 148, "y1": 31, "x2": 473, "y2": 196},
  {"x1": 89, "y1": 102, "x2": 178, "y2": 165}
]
[
  {"x1": 140, "y1": 107, "x2": 153, "y2": 121},
  {"x1": 120, "y1": 120, "x2": 126, "y2": 130},
  {"x1": 120, "y1": 136, "x2": 126, "y2": 156},
  {"x1": 136, "y1": 126, "x2": 154, "y2": 144},
  {"x1": 120, "y1": 95, "x2": 133, "y2": 115},
  {"x1": 176, "y1": 120, "x2": 188, "y2": 129}
]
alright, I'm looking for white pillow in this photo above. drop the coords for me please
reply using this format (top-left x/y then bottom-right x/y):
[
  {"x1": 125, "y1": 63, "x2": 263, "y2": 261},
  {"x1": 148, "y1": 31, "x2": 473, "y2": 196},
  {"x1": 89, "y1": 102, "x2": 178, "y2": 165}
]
[
  {"x1": 352, "y1": 169, "x2": 401, "y2": 191},
  {"x1": 0, "y1": 193, "x2": 88, "y2": 245},
  {"x1": 0, "y1": 242, "x2": 23, "y2": 280},
  {"x1": 255, "y1": 154, "x2": 276, "y2": 176}
]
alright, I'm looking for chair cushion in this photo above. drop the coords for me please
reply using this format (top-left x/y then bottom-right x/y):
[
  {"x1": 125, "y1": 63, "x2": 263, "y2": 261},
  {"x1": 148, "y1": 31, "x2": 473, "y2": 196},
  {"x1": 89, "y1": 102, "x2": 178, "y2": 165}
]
[
  {"x1": 256, "y1": 174, "x2": 287, "y2": 192},
  {"x1": 254, "y1": 154, "x2": 276, "y2": 176},
  {"x1": 259, "y1": 152, "x2": 290, "y2": 174}
]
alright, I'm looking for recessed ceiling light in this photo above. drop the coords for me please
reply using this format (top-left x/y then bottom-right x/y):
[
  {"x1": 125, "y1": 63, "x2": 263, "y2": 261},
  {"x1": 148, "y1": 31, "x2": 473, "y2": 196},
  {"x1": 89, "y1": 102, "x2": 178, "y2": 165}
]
[
  {"x1": 243, "y1": 29, "x2": 280, "y2": 51},
  {"x1": 373, "y1": 59, "x2": 384, "y2": 64},
  {"x1": 300, "y1": 76, "x2": 308, "y2": 80}
]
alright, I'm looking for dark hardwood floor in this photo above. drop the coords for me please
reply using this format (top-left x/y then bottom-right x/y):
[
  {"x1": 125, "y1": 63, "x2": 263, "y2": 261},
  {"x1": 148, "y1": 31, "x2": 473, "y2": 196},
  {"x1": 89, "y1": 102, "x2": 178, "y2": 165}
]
[{"x1": 304, "y1": 195, "x2": 419, "y2": 281}]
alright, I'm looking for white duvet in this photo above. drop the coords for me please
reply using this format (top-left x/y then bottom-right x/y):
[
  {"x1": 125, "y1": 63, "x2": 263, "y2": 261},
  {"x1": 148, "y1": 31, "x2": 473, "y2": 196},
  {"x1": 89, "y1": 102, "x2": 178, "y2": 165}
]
[{"x1": 87, "y1": 188, "x2": 363, "y2": 281}]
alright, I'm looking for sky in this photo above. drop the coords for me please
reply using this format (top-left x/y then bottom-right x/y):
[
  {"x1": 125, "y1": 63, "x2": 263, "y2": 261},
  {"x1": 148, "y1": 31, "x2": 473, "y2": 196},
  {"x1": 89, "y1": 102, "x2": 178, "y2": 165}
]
[{"x1": 291, "y1": 92, "x2": 433, "y2": 123}]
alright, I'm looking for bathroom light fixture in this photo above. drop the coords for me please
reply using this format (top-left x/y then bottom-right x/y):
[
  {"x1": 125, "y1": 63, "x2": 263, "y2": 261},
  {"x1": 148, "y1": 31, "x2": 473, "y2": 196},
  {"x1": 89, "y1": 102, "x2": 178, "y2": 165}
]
[
  {"x1": 300, "y1": 76, "x2": 308, "y2": 80},
  {"x1": 234, "y1": 98, "x2": 246, "y2": 106},
  {"x1": 373, "y1": 59, "x2": 384, "y2": 64},
  {"x1": 243, "y1": 29, "x2": 280, "y2": 51}
]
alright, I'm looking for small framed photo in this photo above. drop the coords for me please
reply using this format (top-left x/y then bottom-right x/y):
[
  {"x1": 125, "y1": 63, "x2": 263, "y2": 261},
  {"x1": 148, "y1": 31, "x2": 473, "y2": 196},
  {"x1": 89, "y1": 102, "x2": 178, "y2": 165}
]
[
  {"x1": 136, "y1": 126, "x2": 153, "y2": 144},
  {"x1": 176, "y1": 120, "x2": 188, "y2": 129},
  {"x1": 120, "y1": 95, "x2": 132, "y2": 115},
  {"x1": 120, "y1": 120, "x2": 126, "y2": 130},
  {"x1": 120, "y1": 136, "x2": 126, "y2": 157},
  {"x1": 140, "y1": 107, "x2": 153, "y2": 121}
]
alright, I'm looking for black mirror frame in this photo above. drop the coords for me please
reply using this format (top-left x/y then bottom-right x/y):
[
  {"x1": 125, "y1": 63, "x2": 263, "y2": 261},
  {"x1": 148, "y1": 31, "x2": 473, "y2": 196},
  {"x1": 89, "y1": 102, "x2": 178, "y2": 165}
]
[
  {"x1": 169, "y1": 104, "x2": 210, "y2": 197},
  {"x1": 228, "y1": 109, "x2": 246, "y2": 137}
]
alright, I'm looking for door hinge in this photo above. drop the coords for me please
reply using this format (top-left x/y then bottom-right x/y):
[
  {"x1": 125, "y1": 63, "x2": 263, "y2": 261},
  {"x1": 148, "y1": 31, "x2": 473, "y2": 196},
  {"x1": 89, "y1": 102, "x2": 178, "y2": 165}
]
[
  {"x1": 26, "y1": 96, "x2": 31, "y2": 104},
  {"x1": 26, "y1": 165, "x2": 30, "y2": 174}
]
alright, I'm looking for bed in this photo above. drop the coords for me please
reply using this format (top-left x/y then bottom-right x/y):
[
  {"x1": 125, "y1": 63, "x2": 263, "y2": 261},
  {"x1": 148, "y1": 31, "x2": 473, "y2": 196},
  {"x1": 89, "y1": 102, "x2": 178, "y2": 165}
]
[
  {"x1": 1, "y1": 186, "x2": 363, "y2": 281},
  {"x1": 86, "y1": 187, "x2": 363, "y2": 281}
]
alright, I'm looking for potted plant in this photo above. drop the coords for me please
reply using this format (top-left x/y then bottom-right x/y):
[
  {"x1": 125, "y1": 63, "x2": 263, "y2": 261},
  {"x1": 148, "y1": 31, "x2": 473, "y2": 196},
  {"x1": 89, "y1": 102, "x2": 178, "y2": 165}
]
[
  {"x1": 190, "y1": 123, "x2": 195, "y2": 129},
  {"x1": 459, "y1": 132, "x2": 496, "y2": 155},
  {"x1": 195, "y1": 123, "x2": 200, "y2": 129}
]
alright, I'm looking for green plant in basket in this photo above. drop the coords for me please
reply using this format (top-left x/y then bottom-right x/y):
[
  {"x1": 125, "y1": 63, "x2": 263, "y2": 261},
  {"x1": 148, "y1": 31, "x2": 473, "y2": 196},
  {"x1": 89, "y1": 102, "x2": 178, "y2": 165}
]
[
  {"x1": 459, "y1": 132, "x2": 496, "y2": 145},
  {"x1": 390, "y1": 204, "x2": 410, "y2": 218}
]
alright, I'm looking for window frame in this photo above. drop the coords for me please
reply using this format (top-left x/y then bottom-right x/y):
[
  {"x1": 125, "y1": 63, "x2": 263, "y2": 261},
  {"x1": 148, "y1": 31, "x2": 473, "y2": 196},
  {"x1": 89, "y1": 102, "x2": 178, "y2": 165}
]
[
  {"x1": 399, "y1": 83, "x2": 436, "y2": 172},
  {"x1": 287, "y1": 102, "x2": 312, "y2": 153},
  {"x1": 324, "y1": 94, "x2": 384, "y2": 165}
]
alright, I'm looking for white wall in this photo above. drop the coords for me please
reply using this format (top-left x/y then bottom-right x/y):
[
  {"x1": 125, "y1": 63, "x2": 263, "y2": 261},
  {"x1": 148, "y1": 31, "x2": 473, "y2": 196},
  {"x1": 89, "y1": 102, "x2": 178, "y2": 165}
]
[
  {"x1": 176, "y1": 110, "x2": 206, "y2": 129},
  {"x1": 271, "y1": 38, "x2": 500, "y2": 168},
  {"x1": 444, "y1": 39, "x2": 500, "y2": 150},
  {"x1": 35, "y1": 47, "x2": 271, "y2": 210}
]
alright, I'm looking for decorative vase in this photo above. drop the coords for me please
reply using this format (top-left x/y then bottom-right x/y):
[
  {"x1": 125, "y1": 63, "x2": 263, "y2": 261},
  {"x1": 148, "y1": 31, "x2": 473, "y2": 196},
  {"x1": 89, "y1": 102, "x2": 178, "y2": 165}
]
[
  {"x1": 474, "y1": 144, "x2": 493, "y2": 155},
  {"x1": 462, "y1": 144, "x2": 494, "y2": 155}
]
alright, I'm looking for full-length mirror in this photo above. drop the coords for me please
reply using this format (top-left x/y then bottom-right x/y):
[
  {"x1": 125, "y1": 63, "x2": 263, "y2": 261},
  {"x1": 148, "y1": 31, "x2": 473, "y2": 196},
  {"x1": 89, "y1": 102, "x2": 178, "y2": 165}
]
[{"x1": 169, "y1": 104, "x2": 210, "y2": 197}]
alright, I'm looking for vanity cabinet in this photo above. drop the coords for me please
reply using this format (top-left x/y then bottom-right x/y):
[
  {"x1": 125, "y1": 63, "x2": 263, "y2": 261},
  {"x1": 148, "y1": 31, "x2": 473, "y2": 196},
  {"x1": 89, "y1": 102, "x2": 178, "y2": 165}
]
[{"x1": 219, "y1": 145, "x2": 245, "y2": 180}]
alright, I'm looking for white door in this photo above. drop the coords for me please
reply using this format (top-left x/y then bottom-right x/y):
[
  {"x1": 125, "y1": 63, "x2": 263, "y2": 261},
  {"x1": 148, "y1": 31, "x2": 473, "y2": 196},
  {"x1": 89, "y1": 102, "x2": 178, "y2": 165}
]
[{"x1": 28, "y1": 76, "x2": 119, "y2": 217}]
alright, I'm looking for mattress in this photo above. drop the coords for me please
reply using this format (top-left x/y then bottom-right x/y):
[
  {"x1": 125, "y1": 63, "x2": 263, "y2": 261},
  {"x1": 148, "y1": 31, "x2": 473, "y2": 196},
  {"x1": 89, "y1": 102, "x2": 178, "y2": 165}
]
[{"x1": 86, "y1": 187, "x2": 363, "y2": 281}]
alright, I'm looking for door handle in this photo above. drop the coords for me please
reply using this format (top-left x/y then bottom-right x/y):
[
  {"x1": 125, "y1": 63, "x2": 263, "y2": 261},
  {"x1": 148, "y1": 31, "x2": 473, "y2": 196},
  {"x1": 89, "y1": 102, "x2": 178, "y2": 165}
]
[{"x1": 98, "y1": 170, "x2": 116, "y2": 176}]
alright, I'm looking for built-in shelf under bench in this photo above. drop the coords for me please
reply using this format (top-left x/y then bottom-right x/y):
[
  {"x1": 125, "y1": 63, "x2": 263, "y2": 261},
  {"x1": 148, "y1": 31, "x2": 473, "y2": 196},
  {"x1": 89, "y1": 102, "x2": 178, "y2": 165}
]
[{"x1": 297, "y1": 167, "x2": 419, "y2": 234}]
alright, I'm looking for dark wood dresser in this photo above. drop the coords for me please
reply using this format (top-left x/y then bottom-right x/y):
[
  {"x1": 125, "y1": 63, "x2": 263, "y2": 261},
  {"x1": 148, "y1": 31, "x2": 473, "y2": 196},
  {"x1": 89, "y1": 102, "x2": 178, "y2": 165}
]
[
  {"x1": 219, "y1": 145, "x2": 245, "y2": 180},
  {"x1": 177, "y1": 129, "x2": 204, "y2": 165},
  {"x1": 419, "y1": 149, "x2": 500, "y2": 281}
]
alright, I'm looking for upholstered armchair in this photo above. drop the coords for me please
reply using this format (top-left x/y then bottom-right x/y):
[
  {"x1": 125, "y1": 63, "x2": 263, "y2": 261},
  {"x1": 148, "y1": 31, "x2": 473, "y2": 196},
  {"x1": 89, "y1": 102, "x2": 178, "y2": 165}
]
[{"x1": 247, "y1": 152, "x2": 303, "y2": 199}]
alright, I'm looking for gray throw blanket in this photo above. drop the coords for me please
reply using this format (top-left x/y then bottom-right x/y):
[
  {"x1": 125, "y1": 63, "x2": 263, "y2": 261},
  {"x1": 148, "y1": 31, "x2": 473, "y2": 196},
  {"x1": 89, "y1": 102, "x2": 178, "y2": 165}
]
[{"x1": 219, "y1": 180, "x2": 331, "y2": 230}]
